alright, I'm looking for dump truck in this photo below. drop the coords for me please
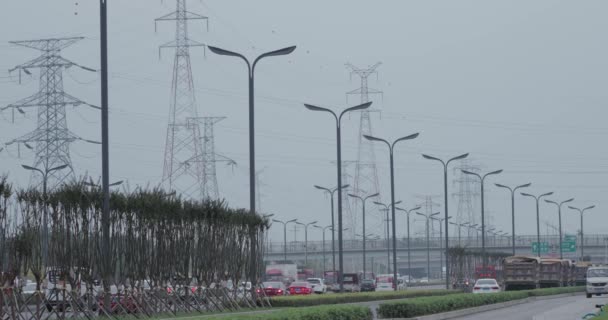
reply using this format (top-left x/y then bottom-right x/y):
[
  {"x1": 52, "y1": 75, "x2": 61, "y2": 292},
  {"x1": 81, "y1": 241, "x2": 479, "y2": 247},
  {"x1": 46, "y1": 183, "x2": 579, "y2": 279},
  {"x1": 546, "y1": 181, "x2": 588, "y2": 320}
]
[
  {"x1": 539, "y1": 258, "x2": 567, "y2": 288},
  {"x1": 503, "y1": 256, "x2": 541, "y2": 291},
  {"x1": 574, "y1": 261, "x2": 593, "y2": 286}
]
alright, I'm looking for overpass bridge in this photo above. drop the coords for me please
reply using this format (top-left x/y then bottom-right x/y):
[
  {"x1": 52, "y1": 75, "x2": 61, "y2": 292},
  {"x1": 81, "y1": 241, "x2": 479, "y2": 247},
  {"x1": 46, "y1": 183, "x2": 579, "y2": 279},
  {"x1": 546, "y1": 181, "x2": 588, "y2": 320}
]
[{"x1": 264, "y1": 234, "x2": 608, "y2": 278}]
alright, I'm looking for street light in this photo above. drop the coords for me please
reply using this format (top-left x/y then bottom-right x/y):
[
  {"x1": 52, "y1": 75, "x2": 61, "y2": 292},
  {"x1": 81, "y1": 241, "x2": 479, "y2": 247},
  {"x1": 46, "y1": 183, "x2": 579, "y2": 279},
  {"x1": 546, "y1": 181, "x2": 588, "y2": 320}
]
[
  {"x1": 209, "y1": 45, "x2": 295, "y2": 218},
  {"x1": 314, "y1": 225, "x2": 333, "y2": 274},
  {"x1": 348, "y1": 192, "x2": 379, "y2": 278},
  {"x1": 22, "y1": 163, "x2": 69, "y2": 266},
  {"x1": 422, "y1": 152, "x2": 468, "y2": 289},
  {"x1": 568, "y1": 205, "x2": 595, "y2": 260},
  {"x1": 296, "y1": 220, "x2": 318, "y2": 265},
  {"x1": 430, "y1": 215, "x2": 452, "y2": 282},
  {"x1": 306, "y1": 102, "x2": 372, "y2": 293},
  {"x1": 545, "y1": 198, "x2": 574, "y2": 259},
  {"x1": 449, "y1": 221, "x2": 468, "y2": 246},
  {"x1": 417, "y1": 211, "x2": 440, "y2": 280},
  {"x1": 272, "y1": 218, "x2": 298, "y2": 262},
  {"x1": 374, "y1": 200, "x2": 403, "y2": 275},
  {"x1": 365, "y1": 133, "x2": 419, "y2": 290},
  {"x1": 314, "y1": 184, "x2": 350, "y2": 276},
  {"x1": 462, "y1": 169, "x2": 502, "y2": 268},
  {"x1": 521, "y1": 191, "x2": 553, "y2": 257},
  {"x1": 396, "y1": 206, "x2": 421, "y2": 284},
  {"x1": 495, "y1": 182, "x2": 531, "y2": 255},
  {"x1": 468, "y1": 224, "x2": 479, "y2": 243}
]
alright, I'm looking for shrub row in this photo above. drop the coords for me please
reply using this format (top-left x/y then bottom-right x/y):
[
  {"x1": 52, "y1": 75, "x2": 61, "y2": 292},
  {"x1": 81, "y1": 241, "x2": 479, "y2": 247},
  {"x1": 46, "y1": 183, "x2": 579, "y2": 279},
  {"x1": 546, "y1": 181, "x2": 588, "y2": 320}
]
[
  {"x1": 271, "y1": 289, "x2": 458, "y2": 307},
  {"x1": 377, "y1": 286, "x2": 585, "y2": 318},
  {"x1": 201, "y1": 304, "x2": 372, "y2": 320}
]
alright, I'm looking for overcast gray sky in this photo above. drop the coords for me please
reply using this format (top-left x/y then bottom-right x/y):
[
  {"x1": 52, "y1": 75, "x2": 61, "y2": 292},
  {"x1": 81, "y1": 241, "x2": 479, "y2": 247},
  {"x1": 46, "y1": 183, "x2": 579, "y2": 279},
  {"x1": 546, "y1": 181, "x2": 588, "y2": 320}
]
[{"x1": 1, "y1": 0, "x2": 606, "y2": 243}]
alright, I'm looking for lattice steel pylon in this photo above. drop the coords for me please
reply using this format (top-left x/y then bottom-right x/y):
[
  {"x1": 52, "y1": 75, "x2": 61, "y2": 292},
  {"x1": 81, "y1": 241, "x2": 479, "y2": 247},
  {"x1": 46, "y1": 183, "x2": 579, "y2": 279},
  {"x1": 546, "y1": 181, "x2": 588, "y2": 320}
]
[
  {"x1": 157, "y1": 0, "x2": 213, "y2": 200},
  {"x1": 452, "y1": 159, "x2": 481, "y2": 238},
  {"x1": 346, "y1": 62, "x2": 383, "y2": 241},
  {"x1": 1, "y1": 37, "x2": 98, "y2": 190}
]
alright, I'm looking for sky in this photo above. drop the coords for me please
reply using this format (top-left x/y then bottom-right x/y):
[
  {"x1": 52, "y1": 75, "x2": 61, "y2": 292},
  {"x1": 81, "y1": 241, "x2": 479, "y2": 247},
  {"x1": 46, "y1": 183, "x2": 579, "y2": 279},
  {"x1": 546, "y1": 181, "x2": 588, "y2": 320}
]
[{"x1": 0, "y1": 0, "x2": 607, "y2": 244}]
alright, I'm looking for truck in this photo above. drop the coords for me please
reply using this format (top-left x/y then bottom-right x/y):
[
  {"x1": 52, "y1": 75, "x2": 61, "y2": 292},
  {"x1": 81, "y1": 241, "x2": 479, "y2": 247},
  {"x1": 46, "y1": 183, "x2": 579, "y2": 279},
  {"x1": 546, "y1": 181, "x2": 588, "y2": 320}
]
[
  {"x1": 265, "y1": 263, "x2": 297, "y2": 285},
  {"x1": 323, "y1": 271, "x2": 340, "y2": 292},
  {"x1": 574, "y1": 261, "x2": 593, "y2": 286},
  {"x1": 341, "y1": 273, "x2": 360, "y2": 292},
  {"x1": 539, "y1": 258, "x2": 566, "y2": 288},
  {"x1": 503, "y1": 256, "x2": 541, "y2": 291}
]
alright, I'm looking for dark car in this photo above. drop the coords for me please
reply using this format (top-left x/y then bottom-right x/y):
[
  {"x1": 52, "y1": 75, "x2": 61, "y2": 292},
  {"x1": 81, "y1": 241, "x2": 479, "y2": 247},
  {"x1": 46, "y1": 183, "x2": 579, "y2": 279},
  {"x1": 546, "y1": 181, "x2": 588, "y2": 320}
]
[
  {"x1": 258, "y1": 281, "x2": 287, "y2": 296},
  {"x1": 360, "y1": 279, "x2": 375, "y2": 292},
  {"x1": 452, "y1": 278, "x2": 472, "y2": 293}
]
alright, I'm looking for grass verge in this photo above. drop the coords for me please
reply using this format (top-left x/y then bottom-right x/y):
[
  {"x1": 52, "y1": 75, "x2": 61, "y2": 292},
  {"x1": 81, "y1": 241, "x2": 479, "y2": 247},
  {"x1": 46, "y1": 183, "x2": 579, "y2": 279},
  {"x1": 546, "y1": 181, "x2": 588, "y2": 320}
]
[
  {"x1": 271, "y1": 289, "x2": 458, "y2": 307},
  {"x1": 197, "y1": 304, "x2": 372, "y2": 320}
]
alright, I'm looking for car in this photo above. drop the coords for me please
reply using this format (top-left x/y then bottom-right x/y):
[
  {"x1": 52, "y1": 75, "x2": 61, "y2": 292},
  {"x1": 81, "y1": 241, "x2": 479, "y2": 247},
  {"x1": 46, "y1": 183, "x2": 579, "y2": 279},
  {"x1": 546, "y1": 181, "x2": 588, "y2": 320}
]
[
  {"x1": 375, "y1": 275, "x2": 395, "y2": 292},
  {"x1": 259, "y1": 281, "x2": 287, "y2": 296},
  {"x1": 419, "y1": 277, "x2": 429, "y2": 283},
  {"x1": 453, "y1": 278, "x2": 472, "y2": 293},
  {"x1": 288, "y1": 281, "x2": 313, "y2": 295},
  {"x1": 472, "y1": 278, "x2": 500, "y2": 294},
  {"x1": 586, "y1": 266, "x2": 608, "y2": 298},
  {"x1": 306, "y1": 278, "x2": 327, "y2": 294},
  {"x1": 360, "y1": 279, "x2": 376, "y2": 292}
]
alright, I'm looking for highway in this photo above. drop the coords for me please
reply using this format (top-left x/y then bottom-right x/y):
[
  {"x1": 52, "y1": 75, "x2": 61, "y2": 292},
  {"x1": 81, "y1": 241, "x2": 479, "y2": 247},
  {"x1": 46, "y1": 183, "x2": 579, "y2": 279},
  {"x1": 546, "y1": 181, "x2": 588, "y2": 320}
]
[{"x1": 452, "y1": 294, "x2": 608, "y2": 320}]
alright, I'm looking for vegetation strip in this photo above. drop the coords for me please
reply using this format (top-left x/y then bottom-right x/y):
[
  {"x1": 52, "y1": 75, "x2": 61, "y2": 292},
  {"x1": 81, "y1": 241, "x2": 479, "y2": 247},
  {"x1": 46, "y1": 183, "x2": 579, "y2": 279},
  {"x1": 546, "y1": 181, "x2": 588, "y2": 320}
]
[
  {"x1": 377, "y1": 287, "x2": 584, "y2": 318},
  {"x1": 197, "y1": 305, "x2": 372, "y2": 320},
  {"x1": 271, "y1": 289, "x2": 458, "y2": 307}
]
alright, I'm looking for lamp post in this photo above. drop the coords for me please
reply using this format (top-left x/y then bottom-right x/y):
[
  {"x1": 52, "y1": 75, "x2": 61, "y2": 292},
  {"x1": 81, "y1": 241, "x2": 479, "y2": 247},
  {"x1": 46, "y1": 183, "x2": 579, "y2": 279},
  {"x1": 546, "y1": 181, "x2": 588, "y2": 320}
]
[
  {"x1": 314, "y1": 184, "x2": 350, "y2": 276},
  {"x1": 22, "y1": 163, "x2": 69, "y2": 266},
  {"x1": 568, "y1": 205, "x2": 595, "y2": 260},
  {"x1": 486, "y1": 227, "x2": 496, "y2": 246},
  {"x1": 272, "y1": 219, "x2": 298, "y2": 262},
  {"x1": 431, "y1": 215, "x2": 452, "y2": 281},
  {"x1": 348, "y1": 193, "x2": 379, "y2": 278},
  {"x1": 396, "y1": 206, "x2": 421, "y2": 283},
  {"x1": 296, "y1": 220, "x2": 318, "y2": 265},
  {"x1": 469, "y1": 224, "x2": 479, "y2": 244},
  {"x1": 521, "y1": 191, "x2": 553, "y2": 257},
  {"x1": 545, "y1": 198, "x2": 574, "y2": 259},
  {"x1": 306, "y1": 102, "x2": 372, "y2": 293},
  {"x1": 461, "y1": 169, "x2": 502, "y2": 268},
  {"x1": 422, "y1": 153, "x2": 468, "y2": 289},
  {"x1": 314, "y1": 225, "x2": 333, "y2": 274},
  {"x1": 208, "y1": 45, "x2": 295, "y2": 217},
  {"x1": 417, "y1": 211, "x2": 440, "y2": 280},
  {"x1": 365, "y1": 133, "x2": 419, "y2": 290},
  {"x1": 449, "y1": 221, "x2": 468, "y2": 246},
  {"x1": 495, "y1": 182, "x2": 531, "y2": 256},
  {"x1": 374, "y1": 201, "x2": 403, "y2": 276}
]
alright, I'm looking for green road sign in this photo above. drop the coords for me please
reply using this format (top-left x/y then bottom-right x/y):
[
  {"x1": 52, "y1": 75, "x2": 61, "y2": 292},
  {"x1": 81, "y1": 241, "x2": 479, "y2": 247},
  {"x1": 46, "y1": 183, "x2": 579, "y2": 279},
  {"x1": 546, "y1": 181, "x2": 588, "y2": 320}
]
[
  {"x1": 564, "y1": 235, "x2": 577, "y2": 242},
  {"x1": 562, "y1": 241, "x2": 576, "y2": 252},
  {"x1": 532, "y1": 242, "x2": 549, "y2": 253}
]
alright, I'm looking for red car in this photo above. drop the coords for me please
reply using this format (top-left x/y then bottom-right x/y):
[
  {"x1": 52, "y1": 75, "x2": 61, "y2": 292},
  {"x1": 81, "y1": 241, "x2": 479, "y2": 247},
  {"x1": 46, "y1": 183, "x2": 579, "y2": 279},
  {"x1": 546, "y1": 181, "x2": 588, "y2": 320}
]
[
  {"x1": 258, "y1": 281, "x2": 287, "y2": 296},
  {"x1": 288, "y1": 281, "x2": 313, "y2": 295}
]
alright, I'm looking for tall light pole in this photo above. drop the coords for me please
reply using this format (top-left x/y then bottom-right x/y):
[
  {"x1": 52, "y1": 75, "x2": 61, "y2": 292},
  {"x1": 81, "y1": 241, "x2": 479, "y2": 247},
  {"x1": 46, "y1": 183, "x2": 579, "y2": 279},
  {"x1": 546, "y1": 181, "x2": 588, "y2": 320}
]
[
  {"x1": 314, "y1": 225, "x2": 333, "y2": 274},
  {"x1": 374, "y1": 201, "x2": 403, "y2": 276},
  {"x1": 365, "y1": 133, "x2": 419, "y2": 290},
  {"x1": 208, "y1": 45, "x2": 295, "y2": 218},
  {"x1": 495, "y1": 182, "x2": 531, "y2": 256},
  {"x1": 22, "y1": 164, "x2": 68, "y2": 266},
  {"x1": 462, "y1": 169, "x2": 502, "y2": 268},
  {"x1": 306, "y1": 102, "x2": 372, "y2": 293},
  {"x1": 545, "y1": 198, "x2": 574, "y2": 259},
  {"x1": 396, "y1": 206, "x2": 421, "y2": 283},
  {"x1": 449, "y1": 221, "x2": 468, "y2": 246},
  {"x1": 296, "y1": 220, "x2": 318, "y2": 265},
  {"x1": 314, "y1": 184, "x2": 350, "y2": 275},
  {"x1": 469, "y1": 224, "x2": 479, "y2": 244},
  {"x1": 348, "y1": 193, "x2": 379, "y2": 278},
  {"x1": 272, "y1": 219, "x2": 298, "y2": 262},
  {"x1": 431, "y1": 215, "x2": 451, "y2": 281},
  {"x1": 422, "y1": 153, "x2": 468, "y2": 289},
  {"x1": 568, "y1": 205, "x2": 595, "y2": 260},
  {"x1": 521, "y1": 191, "x2": 553, "y2": 257},
  {"x1": 417, "y1": 211, "x2": 440, "y2": 280}
]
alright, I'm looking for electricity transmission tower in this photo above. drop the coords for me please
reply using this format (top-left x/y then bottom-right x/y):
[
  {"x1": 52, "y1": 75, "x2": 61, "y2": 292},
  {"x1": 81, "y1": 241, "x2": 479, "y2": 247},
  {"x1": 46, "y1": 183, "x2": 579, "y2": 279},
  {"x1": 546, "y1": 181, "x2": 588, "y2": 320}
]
[
  {"x1": 416, "y1": 195, "x2": 441, "y2": 235},
  {"x1": 452, "y1": 160, "x2": 481, "y2": 240},
  {"x1": 1, "y1": 37, "x2": 98, "y2": 190},
  {"x1": 157, "y1": 1, "x2": 231, "y2": 200},
  {"x1": 346, "y1": 62, "x2": 383, "y2": 242}
]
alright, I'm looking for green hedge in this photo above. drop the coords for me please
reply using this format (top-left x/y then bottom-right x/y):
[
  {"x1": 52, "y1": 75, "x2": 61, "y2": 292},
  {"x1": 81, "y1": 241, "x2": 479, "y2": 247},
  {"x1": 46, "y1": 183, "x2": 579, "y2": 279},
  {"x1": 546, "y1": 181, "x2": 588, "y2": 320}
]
[
  {"x1": 377, "y1": 287, "x2": 584, "y2": 318},
  {"x1": 271, "y1": 289, "x2": 458, "y2": 307},
  {"x1": 200, "y1": 305, "x2": 372, "y2": 320}
]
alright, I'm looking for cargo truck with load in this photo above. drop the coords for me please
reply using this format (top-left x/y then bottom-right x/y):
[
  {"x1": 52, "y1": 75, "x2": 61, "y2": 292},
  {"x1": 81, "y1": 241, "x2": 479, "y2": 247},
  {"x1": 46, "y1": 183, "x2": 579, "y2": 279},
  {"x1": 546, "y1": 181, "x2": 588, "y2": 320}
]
[{"x1": 503, "y1": 256, "x2": 540, "y2": 291}]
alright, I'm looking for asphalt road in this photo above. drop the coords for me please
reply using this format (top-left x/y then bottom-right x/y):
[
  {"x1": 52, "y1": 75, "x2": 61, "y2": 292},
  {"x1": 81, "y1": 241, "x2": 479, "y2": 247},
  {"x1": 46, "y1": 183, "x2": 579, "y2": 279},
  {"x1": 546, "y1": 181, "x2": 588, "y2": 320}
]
[{"x1": 452, "y1": 294, "x2": 608, "y2": 320}]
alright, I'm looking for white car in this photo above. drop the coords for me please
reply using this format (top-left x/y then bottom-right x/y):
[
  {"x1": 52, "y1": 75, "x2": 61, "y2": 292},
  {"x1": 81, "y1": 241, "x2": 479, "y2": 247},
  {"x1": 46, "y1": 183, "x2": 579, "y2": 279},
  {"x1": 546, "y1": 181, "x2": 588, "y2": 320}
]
[
  {"x1": 472, "y1": 278, "x2": 500, "y2": 294},
  {"x1": 306, "y1": 278, "x2": 327, "y2": 294}
]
